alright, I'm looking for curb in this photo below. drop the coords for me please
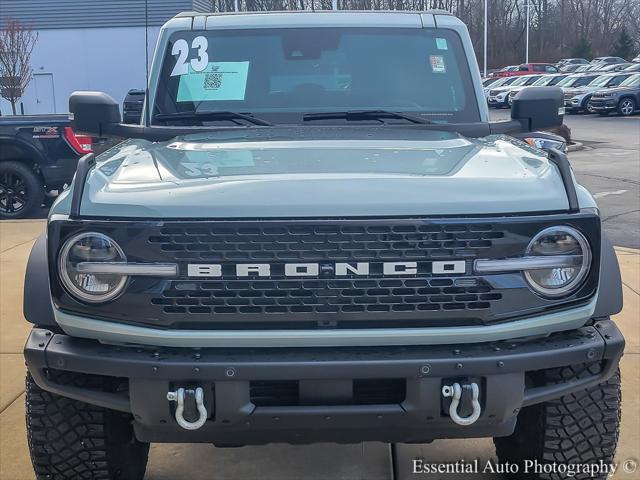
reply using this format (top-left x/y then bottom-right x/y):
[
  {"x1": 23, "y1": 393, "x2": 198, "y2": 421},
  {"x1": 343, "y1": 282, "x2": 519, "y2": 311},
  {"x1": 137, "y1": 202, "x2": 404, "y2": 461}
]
[{"x1": 567, "y1": 141, "x2": 584, "y2": 152}]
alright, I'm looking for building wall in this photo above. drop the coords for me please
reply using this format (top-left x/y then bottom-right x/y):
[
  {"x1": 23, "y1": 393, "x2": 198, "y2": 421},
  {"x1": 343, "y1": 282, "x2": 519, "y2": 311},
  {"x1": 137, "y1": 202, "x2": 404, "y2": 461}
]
[
  {"x1": 0, "y1": 0, "x2": 212, "y2": 116},
  {"x1": 0, "y1": 26, "x2": 160, "y2": 116},
  {"x1": 0, "y1": 0, "x2": 196, "y2": 29}
]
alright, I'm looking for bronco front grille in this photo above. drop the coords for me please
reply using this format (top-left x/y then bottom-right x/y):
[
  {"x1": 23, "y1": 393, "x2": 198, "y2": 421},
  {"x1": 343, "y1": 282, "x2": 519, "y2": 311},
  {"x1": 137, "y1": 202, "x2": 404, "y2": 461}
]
[
  {"x1": 153, "y1": 277, "x2": 501, "y2": 316},
  {"x1": 49, "y1": 215, "x2": 601, "y2": 330},
  {"x1": 148, "y1": 223, "x2": 504, "y2": 262}
]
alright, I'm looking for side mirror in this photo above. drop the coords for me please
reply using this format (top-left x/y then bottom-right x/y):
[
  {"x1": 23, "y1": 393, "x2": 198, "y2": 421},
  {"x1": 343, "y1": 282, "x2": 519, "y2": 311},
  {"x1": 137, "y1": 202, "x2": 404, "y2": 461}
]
[
  {"x1": 69, "y1": 91, "x2": 121, "y2": 137},
  {"x1": 511, "y1": 87, "x2": 564, "y2": 131}
]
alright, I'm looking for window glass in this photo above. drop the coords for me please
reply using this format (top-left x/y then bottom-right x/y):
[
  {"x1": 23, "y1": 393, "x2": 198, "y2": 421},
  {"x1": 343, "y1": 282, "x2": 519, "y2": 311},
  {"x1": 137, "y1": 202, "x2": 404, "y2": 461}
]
[
  {"x1": 619, "y1": 75, "x2": 640, "y2": 87},
  {"x1": 512, "y1": 76, "x2": 532, "y2": 86},
  {"x1": 608, "y1": 75, "x2": 629, "y2": 86},
  {"x1": 574, "y1": 75, "x2": 598, "y2": 87},
  {"x1": 154, "y1": 28, "x2": 480, "y2": 125},
  {"x1": 588, "y1": 75, "x2": 612, "y2": 87}
]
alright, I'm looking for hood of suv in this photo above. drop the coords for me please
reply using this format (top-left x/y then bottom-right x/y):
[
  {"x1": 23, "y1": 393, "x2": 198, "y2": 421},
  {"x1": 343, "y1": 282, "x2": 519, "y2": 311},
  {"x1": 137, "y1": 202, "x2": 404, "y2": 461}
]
[
  {"x1": 54, "y1": 128, "x2": 570, "y2": 218},
  {"x1": 592, "y1": 86, "x2": 638, "y2": 96},
  {"x1": 489, "y1": 85, "x2": 516, "y2": 94},
  {"x1": 564, "y1": 84, "x2": 606, "y2": 95}
]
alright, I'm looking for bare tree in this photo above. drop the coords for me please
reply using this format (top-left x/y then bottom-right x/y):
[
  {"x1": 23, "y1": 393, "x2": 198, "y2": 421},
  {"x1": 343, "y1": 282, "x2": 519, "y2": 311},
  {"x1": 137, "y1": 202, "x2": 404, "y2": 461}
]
[
  {"x1": 0, "y1": 19, "x2": 38, "y2": 115},
  {"x1": 202, "y1": 0, "x2": 640, "y2": 67}
]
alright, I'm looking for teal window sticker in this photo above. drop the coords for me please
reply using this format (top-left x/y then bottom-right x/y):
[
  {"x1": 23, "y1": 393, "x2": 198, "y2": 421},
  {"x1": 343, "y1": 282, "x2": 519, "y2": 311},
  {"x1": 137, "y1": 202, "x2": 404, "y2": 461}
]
[
  {"x1": 177, "y1": 61, "x2": 250, "y2": 102},
  {"x1": 436, "y1": 38, "x2": 448, "y2": 50}
]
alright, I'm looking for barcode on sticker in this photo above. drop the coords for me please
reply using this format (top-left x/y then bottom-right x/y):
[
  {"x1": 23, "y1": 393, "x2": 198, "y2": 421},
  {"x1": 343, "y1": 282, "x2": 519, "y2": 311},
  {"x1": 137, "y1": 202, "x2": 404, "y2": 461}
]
[{"x1": 204, "y1": 73, "x2": 223, "y2": 90}]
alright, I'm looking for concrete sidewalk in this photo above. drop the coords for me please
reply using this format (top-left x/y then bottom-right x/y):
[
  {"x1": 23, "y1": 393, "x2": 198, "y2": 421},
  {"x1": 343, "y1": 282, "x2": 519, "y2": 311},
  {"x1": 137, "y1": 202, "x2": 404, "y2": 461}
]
[{"x1": 0, "y1": 220, "x2": 638, "y2": 480}]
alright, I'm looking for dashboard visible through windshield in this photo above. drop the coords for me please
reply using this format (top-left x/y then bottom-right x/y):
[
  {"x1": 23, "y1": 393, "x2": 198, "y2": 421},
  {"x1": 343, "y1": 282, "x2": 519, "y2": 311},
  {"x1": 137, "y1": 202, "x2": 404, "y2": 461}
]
[{"x1": 153, "y1": 27, "x2": 480, "y2": 126}]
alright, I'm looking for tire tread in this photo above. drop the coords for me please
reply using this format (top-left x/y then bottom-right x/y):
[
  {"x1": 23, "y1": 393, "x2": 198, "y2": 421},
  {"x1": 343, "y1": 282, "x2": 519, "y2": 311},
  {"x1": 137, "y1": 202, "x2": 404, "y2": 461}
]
[
  {"x1": 26, "y1": 372, "x2": 149, "y2": 480},
  {"x1": 494, "y1": 363, "x2": 621, "y2": 480}
]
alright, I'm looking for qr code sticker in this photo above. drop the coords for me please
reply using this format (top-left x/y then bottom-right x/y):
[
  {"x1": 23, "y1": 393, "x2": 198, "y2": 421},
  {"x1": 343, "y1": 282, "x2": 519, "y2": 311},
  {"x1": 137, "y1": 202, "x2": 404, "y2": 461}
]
[{"x1": 204, "y1": 72, "x2": 222, "y2": 90}]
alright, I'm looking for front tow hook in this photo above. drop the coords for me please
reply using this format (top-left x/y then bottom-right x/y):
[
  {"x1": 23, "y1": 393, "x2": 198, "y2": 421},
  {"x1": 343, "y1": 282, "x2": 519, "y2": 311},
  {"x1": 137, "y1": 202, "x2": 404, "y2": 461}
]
[
  {"x1": 441, "y1": 382, "x2": 482, "y2": 426},
  {"x1": 167, "y1": 387, "x2": 208, "y2": 431}
]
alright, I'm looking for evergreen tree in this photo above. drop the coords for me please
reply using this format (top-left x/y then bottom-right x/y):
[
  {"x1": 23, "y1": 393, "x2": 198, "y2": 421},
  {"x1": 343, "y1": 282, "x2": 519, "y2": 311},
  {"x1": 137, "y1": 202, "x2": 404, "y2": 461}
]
[
  {"x1": 612, "y1": 28, "x2": 634, "y2": 60},
  {"x1": 571, "y1": 37, "x2": 593, "y2": 60}
]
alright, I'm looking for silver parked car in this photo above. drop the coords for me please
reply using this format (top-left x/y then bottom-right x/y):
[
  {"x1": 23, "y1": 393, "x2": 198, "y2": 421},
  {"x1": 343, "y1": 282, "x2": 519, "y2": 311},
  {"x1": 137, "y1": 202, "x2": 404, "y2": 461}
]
[
  {"x1": 508, "y1": 74, "x2": 569, "y2": 105},
  {"x1": 563, "y1": 73, "x2": 635, "y2": 113},
  {"x1": 591, "y1": 56, "x2": 627, "y2": 65},
  {"x1": 487, "y1": 74, "x2": 542, "y2": 108}
]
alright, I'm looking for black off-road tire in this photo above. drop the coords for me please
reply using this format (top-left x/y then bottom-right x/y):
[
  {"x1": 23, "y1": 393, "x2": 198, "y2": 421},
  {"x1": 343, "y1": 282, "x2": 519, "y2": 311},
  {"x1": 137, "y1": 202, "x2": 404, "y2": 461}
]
[
  {"x1": 494, "y1": 364, "x2": 621, "y2": 480},
  {"x1": 26, "y1": 372, "x2": 149, "y2": 480},
  {"x1": 0, "y1": 161, "x2": 44, "y2": 219}
]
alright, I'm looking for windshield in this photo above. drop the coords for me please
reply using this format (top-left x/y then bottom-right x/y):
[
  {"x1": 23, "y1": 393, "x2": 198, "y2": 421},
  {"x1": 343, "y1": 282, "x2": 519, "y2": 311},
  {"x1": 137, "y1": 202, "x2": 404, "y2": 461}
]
[
  {"x1": 511, "y1": 76, "x2": 536, "y2": 86},
  {"x1": 557, "y1": 75, "x2": 596, "y2": 87},
  {"x1": 556, "y1": 76, "x2": 575, "y2": 87},
  {"x1": 483, "y1": 78, "x2": 501, "y2": 87},
  {"x1": 589, "y1": 75, "x2": 616, "y2": 87},
  {"x1": 489, "y1": 77, "x2": 508, "y2": 87},
  {"x1": 532, "y1": 75, "x2": 555, "y2": 86},
  {"x1": 619, "y1": 75, "x2": 640, "y2": 87},
  {"x1": 153, "y1": 28, "x2": 480, "y2": 126}
]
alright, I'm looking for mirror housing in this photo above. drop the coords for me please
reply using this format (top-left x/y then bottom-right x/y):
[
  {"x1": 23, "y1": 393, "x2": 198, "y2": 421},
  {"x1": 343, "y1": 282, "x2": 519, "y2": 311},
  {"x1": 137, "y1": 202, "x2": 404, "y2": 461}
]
[
  {"x1": 69, "y1": 91, "x2": 122, "y2": 137},
  {"x1": 68, "y1": 91, "x2": 244, "y2": 142},
  {"x1": 510, "y1": 86, "x2": 564, "y2": 131}
]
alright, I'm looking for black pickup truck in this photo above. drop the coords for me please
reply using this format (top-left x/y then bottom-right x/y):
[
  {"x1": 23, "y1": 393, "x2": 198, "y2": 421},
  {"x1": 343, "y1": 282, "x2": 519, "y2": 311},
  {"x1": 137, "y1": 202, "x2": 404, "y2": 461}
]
[{"x1": 0, "y1": 115, "x2": 92, "y2": 219}]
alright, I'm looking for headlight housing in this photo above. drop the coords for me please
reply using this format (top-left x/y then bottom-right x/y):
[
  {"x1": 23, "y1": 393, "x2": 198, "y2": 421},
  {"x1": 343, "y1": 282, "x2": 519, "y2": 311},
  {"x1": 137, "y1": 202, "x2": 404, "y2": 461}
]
[
  {"x1": 524, "y1": 226, "x2": 591, "y2": 297},
  {"x1": 523, "y1": 137, "x2": 567, "y2": 153},
  {"x1": 58, "y1": 232, "x2": 128, "y2": 303}
]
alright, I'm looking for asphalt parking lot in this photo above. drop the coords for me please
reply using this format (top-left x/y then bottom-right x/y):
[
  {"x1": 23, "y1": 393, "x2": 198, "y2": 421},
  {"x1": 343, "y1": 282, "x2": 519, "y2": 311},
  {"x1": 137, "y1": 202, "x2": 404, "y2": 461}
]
[
  {"x1": 0, "y1": 113, "x2": 639, "y2": 479},
  {"x1": 491, "y1": 109, "x2": 640, "y2": 248}
]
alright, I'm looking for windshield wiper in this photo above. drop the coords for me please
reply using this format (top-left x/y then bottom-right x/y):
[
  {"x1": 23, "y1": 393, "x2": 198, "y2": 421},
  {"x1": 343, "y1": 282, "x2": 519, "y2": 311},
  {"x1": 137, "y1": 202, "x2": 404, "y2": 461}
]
[
  {"x1": 303, "y1": 110, "x2": 433, "y2": 125},
  {"x1": 155, "y1": 110, "x2": 273, "y2": 126}
]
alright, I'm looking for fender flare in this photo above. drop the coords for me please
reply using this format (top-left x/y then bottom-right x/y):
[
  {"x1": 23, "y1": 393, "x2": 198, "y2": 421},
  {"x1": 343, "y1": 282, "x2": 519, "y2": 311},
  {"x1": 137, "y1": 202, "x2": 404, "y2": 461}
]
[
  {"x1": 0, "y1": 135, "x2": 46, "y2": 165},
  {"x1": 594, "y1": 231, "x2": 623, "y2": 318},
  {"x1": 581, "y1": 94, "x2": 593, "y2": 110},
  {"x1": 23, "y1": 234, "x2": 57, "y2": 327}
]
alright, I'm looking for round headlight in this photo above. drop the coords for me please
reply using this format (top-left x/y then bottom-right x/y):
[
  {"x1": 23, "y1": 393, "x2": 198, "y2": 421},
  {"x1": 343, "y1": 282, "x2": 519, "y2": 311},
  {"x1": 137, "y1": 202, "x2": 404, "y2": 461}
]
[
  {"x1": 58, "y1": 232, "x2": 128, "y2": 303},
  {"x1": 524, "y1": 226, "x2": 591, "y2": 297}
]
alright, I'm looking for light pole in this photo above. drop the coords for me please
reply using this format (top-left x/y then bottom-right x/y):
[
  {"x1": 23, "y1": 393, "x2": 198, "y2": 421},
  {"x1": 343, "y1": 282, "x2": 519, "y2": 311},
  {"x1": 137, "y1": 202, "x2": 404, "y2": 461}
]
[
  {"x1": 483, "y1": 0, "x2": 488, "y2": 77},
  {"x1": 524, "y1": 2, "x2": 531, "y2": 63}
]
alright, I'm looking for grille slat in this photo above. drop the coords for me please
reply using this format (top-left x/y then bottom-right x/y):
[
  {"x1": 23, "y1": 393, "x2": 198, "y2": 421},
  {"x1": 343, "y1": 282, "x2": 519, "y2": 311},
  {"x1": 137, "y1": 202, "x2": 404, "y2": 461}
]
[
  {"x1": 155, "y1": 277, "x2": 502, "y2": 315},
  {"x1": 149, "y1": 223, "x2": 503, "y2": 262}
]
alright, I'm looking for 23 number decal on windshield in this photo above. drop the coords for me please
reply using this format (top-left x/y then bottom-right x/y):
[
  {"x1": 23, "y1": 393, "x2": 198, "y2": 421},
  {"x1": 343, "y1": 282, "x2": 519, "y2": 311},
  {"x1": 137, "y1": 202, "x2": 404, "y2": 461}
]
[{"x1": 170, "y1": 36, "x2": 209, "y2": 76}]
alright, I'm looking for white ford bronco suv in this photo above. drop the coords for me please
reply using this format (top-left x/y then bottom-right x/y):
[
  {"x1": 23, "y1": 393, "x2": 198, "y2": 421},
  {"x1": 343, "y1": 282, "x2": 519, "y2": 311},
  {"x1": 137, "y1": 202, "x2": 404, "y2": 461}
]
[{"x1": 23, "y1": 10, "x2": 624, "y2": 480}]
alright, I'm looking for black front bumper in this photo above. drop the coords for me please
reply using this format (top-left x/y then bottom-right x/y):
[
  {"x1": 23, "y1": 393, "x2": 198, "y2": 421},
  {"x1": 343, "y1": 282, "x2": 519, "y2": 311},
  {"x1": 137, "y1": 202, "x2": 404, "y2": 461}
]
[{"x1": 24, "y1": 320, "x2": 624, "y2": 445}]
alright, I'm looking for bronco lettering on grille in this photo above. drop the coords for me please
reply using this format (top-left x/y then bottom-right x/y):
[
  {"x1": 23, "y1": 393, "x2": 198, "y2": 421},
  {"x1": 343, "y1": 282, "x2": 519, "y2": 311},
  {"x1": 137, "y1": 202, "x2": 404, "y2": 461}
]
[{"x1": 185, "y1": 261, "x2": 466, "y2": 278}]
